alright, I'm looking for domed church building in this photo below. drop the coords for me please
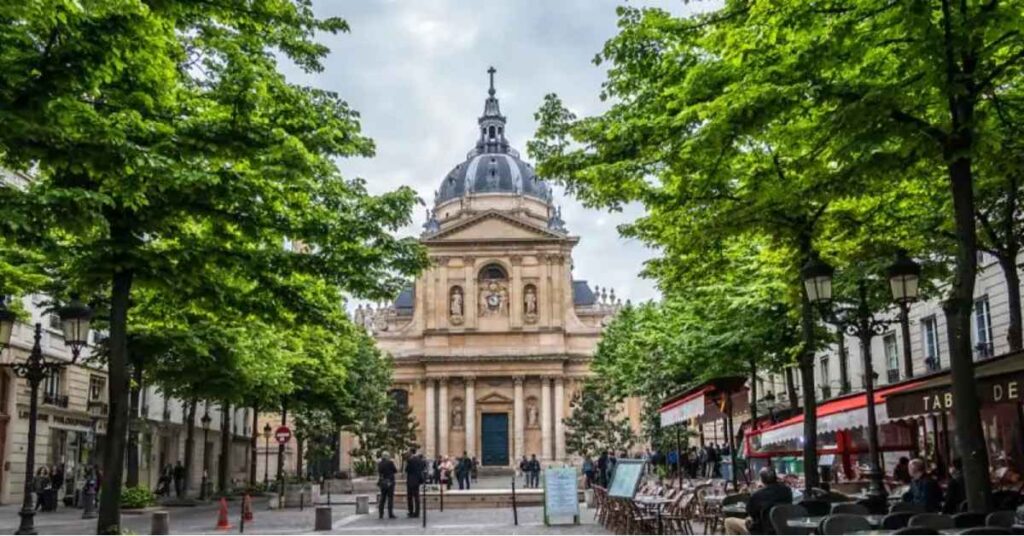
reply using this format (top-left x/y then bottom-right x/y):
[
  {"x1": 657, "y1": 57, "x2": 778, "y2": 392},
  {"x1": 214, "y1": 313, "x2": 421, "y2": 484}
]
[{"x1": 346, "y1": 69, "x2": 635, "y2": 469}]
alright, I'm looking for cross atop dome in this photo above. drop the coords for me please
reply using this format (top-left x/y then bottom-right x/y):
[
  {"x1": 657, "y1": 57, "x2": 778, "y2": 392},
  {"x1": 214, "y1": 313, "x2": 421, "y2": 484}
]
[{"x1": 488, "y1": 66, "x2": 496, "y2": 97}]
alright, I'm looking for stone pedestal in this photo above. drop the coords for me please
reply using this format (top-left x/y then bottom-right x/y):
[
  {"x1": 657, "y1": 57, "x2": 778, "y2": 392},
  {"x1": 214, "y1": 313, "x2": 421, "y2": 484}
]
[
  {"x1": 355, "y1": 495, "x2": 370, "y2": 515},
  {"x1": 151, "y1": 511, "x2": 170, "y2": 535},
  {"x1": 315, "y1": 506, "x2": 332, "y2": 530}
]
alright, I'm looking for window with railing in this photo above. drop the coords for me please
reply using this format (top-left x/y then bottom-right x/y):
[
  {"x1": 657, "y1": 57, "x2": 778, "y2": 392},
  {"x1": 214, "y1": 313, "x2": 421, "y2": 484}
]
[
  {"x1": 43, "y1": 370, "x2": 64, "y2": 406},
  {"x1": 921, "y1": 316, "x2": 941, "y2": 371},
  {"x1": 820, "y1": 385, "x2": 832, "y2": 399},
  {"x1": 819, "y1": 357, "x2": 830, "y2": 395},
  {"x1": 884, "y1": 333, "x2": 900, "y2": 383},
  {"x1": 974, "y1": 296, "x2": 994, "y2": 359}
]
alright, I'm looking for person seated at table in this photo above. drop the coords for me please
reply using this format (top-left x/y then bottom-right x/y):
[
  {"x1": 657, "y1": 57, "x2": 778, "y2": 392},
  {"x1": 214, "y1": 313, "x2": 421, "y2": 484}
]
[
  {"x1": 893, "y1": 456, "x2": 912, "y2": 484},
  {"x1": 942, "y1": 458, "x2": 965, "y2": 514},
  {"x1": 902, "y1": 458, "x2": 943, "y2": 512},
  {"x1": 723, "y1": 467, "x2": 792, "y2": 535}
]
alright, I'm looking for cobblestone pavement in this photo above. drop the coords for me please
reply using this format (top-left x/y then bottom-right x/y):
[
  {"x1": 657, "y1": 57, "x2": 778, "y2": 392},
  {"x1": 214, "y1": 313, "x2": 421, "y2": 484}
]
[{"x1": 0, "y1": 498, "x2": 609, "y2": 534}]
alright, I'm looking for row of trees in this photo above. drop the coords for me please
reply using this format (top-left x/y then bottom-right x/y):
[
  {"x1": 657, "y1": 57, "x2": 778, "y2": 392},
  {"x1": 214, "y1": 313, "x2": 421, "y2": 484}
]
[
  {"x1": 0, "y1": 1, "x2": 426, "y2": 533},
  {"x1": 530, "y1": 0, "x2": 1024, "y2": 511}
]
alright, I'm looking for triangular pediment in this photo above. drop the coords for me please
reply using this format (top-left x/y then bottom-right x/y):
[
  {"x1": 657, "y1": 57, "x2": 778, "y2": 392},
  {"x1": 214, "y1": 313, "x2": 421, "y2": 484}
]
[
  {"x1": 426, "y1": 210, "x2": 567, "y2": 242},
  {"x1": 477, "y1": 391, "x2": 514, "y2": 404}
]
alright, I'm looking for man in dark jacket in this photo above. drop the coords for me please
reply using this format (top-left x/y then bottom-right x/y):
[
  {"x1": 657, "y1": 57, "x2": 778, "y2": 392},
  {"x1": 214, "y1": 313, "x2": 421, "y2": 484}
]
[
  {"x1": 173, "y1": 461, "x2": 186, "y2": 497},
  {"x1": 724, "y1": 467, "x2": 792, "y2": 535},
  {"x1": 902, "y1": 458, "x2": 943, "y2": 512},
  {"x1": 456, "y1": 452, "x2": 471, "y2": 490},
  {"x1": 527, "y1": 454, "x2": 541, "y2": 488},
  {"x1": 377, "y1": 452, "x2": 397, "y2": 519},
  {"x1": 404, "y1": 449, "x2": 424, "y2": 518}
]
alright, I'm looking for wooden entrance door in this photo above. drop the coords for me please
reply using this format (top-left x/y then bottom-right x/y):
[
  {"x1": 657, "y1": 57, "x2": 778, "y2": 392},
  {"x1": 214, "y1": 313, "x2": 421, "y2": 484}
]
[{"x1": 480, "y1": 413, "x2": 509, "y2": 466}]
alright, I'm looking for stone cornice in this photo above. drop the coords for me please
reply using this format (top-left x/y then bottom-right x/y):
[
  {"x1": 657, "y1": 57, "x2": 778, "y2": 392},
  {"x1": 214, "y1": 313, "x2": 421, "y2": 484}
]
[
  {"x1": 392, "y1": 353, "x2": 593, "y2": 363},
  {"x1": 426, "y1": 209, "x2": 574, "y2": 243}
]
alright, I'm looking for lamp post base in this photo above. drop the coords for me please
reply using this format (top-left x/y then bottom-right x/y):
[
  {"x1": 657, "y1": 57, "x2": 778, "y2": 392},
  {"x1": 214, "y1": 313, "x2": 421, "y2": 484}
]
[
  {"x1": 82, "y1": 488, "x2": 98, "y2": 519},
  {"x1": 16, "y1": 507, "x2": 37, "y2": 535},
  {"x1": 860, "y1": 467, "x2": 889, "y2": 500}
]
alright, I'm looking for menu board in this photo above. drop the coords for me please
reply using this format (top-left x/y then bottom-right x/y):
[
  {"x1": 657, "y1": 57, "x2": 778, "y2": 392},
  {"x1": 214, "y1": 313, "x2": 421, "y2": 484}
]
[
  {"x1": 607, "y1": 459, "x2": 644, "y2": 498},
  {"x1": 544, "y1": 466, "x2": 580, "y2": 522}
]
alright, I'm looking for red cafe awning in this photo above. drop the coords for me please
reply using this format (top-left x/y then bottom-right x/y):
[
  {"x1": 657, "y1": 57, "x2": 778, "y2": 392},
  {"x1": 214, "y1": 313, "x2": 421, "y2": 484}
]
[
  {"x1": 660, "y1": 376, "x2": 748, "y2": 427},
  {"x1": 748, "y1": 379, "x2": 926, "y2": 447}
]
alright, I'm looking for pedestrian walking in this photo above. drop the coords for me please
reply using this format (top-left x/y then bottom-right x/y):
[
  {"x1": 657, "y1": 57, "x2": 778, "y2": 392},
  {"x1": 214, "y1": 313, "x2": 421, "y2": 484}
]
[
  {"x1": 50, "y1": 464, "x2": 65, "y2": 510},
  {"x1": 582, "y1": 456, "x2": 595, "y2": 489},
  {"x1": 173, "y1": 460, "x2": 186, "y2": 497},
  {"x1": 404, "y1": 449, "x2": 423, "y2": 518},
  {"x1": 456, "y1": 452, "x2": 471, "y2": 490},
  {"x1": 33, "y1": 467, "x2": 51, "y2": 512},
  {"x1": 376, "y1": 452, "x2": 397, "y2": 519},
  {"x1": 527, "y1": 454, "x2": 541, "y2": 488}
]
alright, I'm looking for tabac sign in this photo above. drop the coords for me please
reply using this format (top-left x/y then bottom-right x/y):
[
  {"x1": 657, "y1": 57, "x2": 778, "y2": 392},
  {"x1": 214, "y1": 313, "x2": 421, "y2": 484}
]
[{"x1": 886, "y1": 354, "x2": 1024, "y2": 418}]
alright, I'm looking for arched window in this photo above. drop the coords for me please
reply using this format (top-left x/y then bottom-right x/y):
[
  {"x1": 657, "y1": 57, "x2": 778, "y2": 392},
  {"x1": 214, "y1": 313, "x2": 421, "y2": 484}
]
[
  {"x1": 479, "y1": 263, "x2": 507, "y2": 281},
  {"x1": 488, "y1": 125, "x2": 496, "y2": 138}
]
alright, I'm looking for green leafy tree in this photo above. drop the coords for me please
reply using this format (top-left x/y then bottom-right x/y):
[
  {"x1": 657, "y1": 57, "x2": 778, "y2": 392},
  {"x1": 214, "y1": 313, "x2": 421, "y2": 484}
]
[
  {"x1": 563, "y1": 380, "x2": 636, "y2": 459},
  {"x1": 0, "y1": 3, "x2": 427, "y2": 529}
]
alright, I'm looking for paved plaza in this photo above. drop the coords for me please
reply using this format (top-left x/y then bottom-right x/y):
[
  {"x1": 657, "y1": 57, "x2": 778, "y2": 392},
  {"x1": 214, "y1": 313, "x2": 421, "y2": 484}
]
[{"x1": 0, "y1": 493, "x2": 607, "y2": 535}]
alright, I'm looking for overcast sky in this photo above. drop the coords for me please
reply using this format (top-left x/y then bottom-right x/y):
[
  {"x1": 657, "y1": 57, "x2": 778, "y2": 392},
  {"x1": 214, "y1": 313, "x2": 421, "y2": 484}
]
[{"x1": 283, "y1": 1, "x2": 714, "y2": 304}]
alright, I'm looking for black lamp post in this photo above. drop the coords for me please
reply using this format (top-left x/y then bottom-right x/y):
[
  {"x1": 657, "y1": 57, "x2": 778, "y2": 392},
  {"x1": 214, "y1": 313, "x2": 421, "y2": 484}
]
[
  {"x1": 200, "y1": 411, "x2": 212, "y2": 500},
  {"x1": 801, "y1": 251, "x2": 921, "y2": 501},
  {"x1": 263, "y1": 423, "x2": 272, "y2": 485},
  {"x1": 0, "y1": 296, "x2": 92, "y2": 535}
]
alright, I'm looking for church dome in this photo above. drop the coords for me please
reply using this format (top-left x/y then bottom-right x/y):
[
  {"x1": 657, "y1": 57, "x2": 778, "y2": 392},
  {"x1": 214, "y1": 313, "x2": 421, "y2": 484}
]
[{"x1": 434, "y1": 67, "x2": 553, "y2": 206}]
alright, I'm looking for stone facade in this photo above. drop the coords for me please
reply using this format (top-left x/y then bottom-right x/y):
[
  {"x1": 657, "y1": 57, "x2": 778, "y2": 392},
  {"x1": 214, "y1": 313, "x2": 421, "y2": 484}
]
[{"x1": 341, "y1": 71, "x2": 636, "y2": 469}]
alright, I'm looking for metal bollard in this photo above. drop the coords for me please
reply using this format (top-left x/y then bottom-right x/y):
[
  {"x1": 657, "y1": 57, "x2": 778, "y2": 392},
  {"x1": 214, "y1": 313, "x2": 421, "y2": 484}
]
[
  {"x1": 314, "y1": 506, "x2": 332, "y2": 531},
  {"x1": 354, "y1": 495, "x2": 369, "y2": 515},
  {"x1": 511, "y1": 475, "x2": 518, "y2": 526},
  {"x1": 421, "y1": 483, "x2": 426, "y2": 528},
  {"x1": 151, "y1": 511, "x2": 170, "y2": 535}
]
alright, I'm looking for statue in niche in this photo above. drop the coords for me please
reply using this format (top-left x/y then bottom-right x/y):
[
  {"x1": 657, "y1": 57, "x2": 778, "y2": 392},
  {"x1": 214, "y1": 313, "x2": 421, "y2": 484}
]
[
  {"x1": 451, "y1": 402, "x2": 464, "y2": 430},
  {"x1": 524, "y1": 285, "x2": 538, "y2": 323},
  {"x1": 450, "y1": 287, "x2": 464, "y2": 325},
  {"x1": 527, "y1": 402, "x2": 539, "y2": 428}
]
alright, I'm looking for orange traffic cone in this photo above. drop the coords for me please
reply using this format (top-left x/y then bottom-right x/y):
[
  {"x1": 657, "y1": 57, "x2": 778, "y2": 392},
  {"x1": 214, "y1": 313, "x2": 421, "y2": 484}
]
[
  {"x1": 215, "y1": 497, "x2": 232, "y2": 530},
  {"x1": 243, "y1": 494, "x2": 253, "y2": 522}
]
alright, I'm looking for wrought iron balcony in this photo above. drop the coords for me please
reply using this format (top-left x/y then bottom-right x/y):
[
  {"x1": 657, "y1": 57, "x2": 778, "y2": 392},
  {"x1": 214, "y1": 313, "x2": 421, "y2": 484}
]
[
  {"x1": 887, "y1": 369, "x2": 900, "y2": 384},
  {"x1": 974, "y1": 342, "x2": 994, "y2": 360},
  {"x1": 43, "y1": 393, "x2": 69, "y2": 408},
  {"x1": 820, "y1": 385, "x2": 832, "y2": 399},
  {"x1": 924, "y1": 356, "x2": 941, "y2": 372},
  {"x1": 87, "y1": 400, "x2": 109, "y2": 416}
]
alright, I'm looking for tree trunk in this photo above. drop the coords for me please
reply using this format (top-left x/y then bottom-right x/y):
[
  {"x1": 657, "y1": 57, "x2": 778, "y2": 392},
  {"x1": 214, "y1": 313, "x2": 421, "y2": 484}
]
[
  {"x1": 837, "y1": 326, "x2": 851, "y2": 393},
  {"x1": 900, "y1": 302, "x2": 914, "y2": 379},
  {"x1": 250, "y1": 406, "x2": 259, "y2": 487},
  {"x1": 183, "y1": 399, "x2": 197, "y2": 496},
  {"x1": 125, "y1": 361, "x2": 142, "y2": 488},
  {"x1": 296, "y1": 436, "x2": 305, "y2": 479},
  {"x1": 998, "y1": 254, "x2": 1023, "y2": 352},
  {"x1": 946, "y1": 153, "x2": 992, "y2": 511},
  {"x1": 219, "y1": 402, "x2": 231, "y2": 494},
  {"x1": 784, "y1": 367, "x2": 798, "y2": 410},
  {"x1": 800, "y1": 290, "x2": 819, "y2": 493},
  {"x1": 97, "y1": 268, "x2": 133, "y2": 534}
]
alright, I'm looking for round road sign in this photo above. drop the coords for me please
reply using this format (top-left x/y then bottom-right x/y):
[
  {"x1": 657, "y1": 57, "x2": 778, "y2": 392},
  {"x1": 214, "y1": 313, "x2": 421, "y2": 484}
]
[{"x1": 274, "y1": 425, "x2": 292, "y2": 444}]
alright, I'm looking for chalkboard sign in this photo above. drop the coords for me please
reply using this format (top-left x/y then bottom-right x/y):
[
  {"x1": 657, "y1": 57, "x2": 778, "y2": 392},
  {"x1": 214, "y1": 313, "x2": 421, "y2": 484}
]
[
  {"x1": 543, "y1": 466, "x2": 580, "y2": 525},
  {"x1": 607, "y1": 459, "x2": 644, "y2": 498}
]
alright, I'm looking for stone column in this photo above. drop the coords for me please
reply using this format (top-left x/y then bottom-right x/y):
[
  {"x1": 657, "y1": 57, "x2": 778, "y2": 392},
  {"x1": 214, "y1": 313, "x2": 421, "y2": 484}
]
[
  {"x1": 510, "y1": 255, "x2": 522, "y2": 328},
  {"x1": 425, "y1": 379, "x2": 436, "y2": 458},
  {"x1": 540, "y1": 377, "x2": 552, "y2": 461},
  {"x1": 463, "y1": 256, "x2": 477, "y2": 328},
  {"x1": 439, "y1": 257, "x2": 449, "y2": 329},
  {"x1": 464, "y1": 376, "x2": 476, "y2": 457},
  {"x1": 513, "y1": 376, "x2": 525, "y2": 464},
  {"x1": 554, "y1": 376, "x2": 566, "y2": 460},
  {"x1": 438, "y1": 377, "x2": 449, "y2": 457}
]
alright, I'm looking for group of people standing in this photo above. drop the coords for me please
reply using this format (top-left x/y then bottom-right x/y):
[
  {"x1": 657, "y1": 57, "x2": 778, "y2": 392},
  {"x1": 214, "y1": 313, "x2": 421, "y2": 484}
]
[
  {"x1": 31, "y1": 463, "x2": 100, "y2": 512},
  {"x1": 518, "y1": 454, "x2": 542, "y2": 487},
  {"x1": 376, "y1": 449, "x2": 478, "y2": 520},
  {"x1": 662, "y1": 443, "x2": 731, "y2": 479},
  {"x1": 155, "y1": 461, "x2": 188, "y2": 497}
]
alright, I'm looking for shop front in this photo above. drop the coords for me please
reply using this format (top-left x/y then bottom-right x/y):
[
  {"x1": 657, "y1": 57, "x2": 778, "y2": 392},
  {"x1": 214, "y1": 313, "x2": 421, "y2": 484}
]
[
  {"x1": 745, "y1": 380, "x2": 925, "y2": 489},
  {"x1": 885, "y1": 351, "x2": 1024, "y2": 486}
]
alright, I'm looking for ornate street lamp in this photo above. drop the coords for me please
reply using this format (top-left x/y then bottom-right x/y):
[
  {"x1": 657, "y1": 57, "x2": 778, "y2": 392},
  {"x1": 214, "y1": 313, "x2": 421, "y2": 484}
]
[
  {"x1": 200, "y1": 411, "x2": 212, "y2": 500},
  {"x1": 1, "y1": 295, "x2": 92, "y2": 534},
  {"x1": 263, "y1": 423, "x2": 273, "y2": 485},
  {"x1": 802, "y1": 251, "x2": 921, "y2": 502}
]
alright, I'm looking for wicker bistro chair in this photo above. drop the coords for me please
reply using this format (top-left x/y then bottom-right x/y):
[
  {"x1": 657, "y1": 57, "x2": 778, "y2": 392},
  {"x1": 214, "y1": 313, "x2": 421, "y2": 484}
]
[
  {"x1": 892, "y1": 528, "x2": 940, "y2": 535},
  {"x1": 626, "y1": 498, "x2": 659, "y2": 534},
  {"x1": 661, "y1": 492, "x2": 698, "y2": 535},
  {"x1": 908, "y1": 513, "x2": 955, "y2": 530},
  {"x1": 831, "y1": 502, "x2": 870, "y2": 515},
  {"x1": 881, "y1": 512, "x2": 916, "y2": 530},
  {"x1": 891, "y1": 502, "x2": 928, "y2": 514},
  {"x1": 960, "y1": 528, "x2": 1012, "y2": 535},
  {"x1": 952, "y1": 512, "x2": 989, "y2": 529},
  {"x1": 986, "y1": 510, "x2": 1017, "y2": 528},
  {"x1": 593, "y1": 486, "x2": 609, "y2": 527},
  {"x1": 822, "y1": 514, "x2": 872, "y2": 534}
]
